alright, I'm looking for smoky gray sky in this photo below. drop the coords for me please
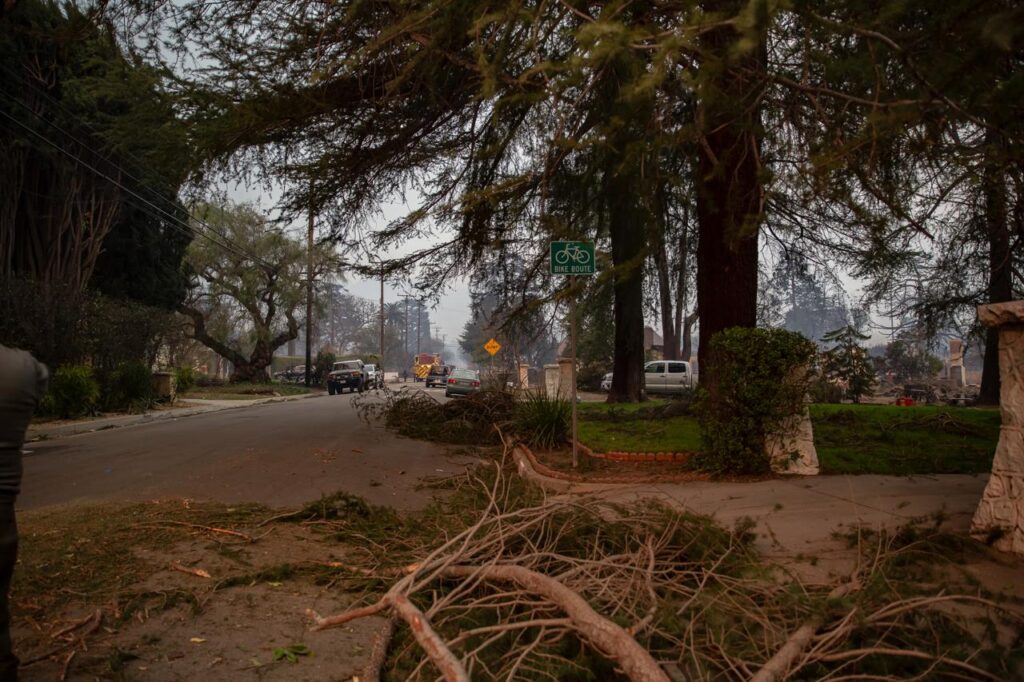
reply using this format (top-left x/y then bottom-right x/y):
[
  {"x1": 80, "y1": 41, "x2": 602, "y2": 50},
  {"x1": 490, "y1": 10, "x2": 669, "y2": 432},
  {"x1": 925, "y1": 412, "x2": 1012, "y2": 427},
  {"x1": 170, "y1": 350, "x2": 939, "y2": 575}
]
[{"x1": 226, "y1": 179, "x2": 473, "y2": 360}]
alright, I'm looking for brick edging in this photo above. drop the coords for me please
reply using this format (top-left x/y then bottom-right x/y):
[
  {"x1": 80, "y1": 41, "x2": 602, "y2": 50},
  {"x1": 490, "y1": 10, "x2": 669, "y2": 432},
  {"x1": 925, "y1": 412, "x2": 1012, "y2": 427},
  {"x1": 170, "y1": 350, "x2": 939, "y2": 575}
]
[
  {"x1": 515, "y1": 443, "x2": 710, "y2": 485},
  {"x1": 575, "y1": 439, "x2": 691, "y2": 463}
]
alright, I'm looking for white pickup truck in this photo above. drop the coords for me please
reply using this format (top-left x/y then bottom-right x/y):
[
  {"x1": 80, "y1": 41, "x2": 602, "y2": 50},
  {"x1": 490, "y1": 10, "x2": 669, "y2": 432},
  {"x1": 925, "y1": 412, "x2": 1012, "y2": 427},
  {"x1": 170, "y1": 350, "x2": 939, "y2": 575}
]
[{"x1": 643, "y1": 360, "x2": 694, "y2": 394}]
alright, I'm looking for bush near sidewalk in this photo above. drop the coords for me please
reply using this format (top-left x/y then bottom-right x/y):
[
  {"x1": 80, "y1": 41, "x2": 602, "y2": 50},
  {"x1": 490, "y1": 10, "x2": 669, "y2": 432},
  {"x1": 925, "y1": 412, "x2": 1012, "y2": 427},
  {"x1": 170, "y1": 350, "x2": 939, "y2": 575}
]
[
  {"x1": 40, "y1": 365, "x2": 100, "y2": 419},
  {"x1": 695, "y1": 328, "x2": 817, "y2": 475}
]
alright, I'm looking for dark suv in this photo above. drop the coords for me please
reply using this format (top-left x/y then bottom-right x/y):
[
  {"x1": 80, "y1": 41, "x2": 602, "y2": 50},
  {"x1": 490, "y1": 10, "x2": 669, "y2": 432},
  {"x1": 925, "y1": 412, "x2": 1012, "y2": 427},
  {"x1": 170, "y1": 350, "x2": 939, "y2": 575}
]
[
  {"x1": 425, "y1": 365, "x2": 451, "y2": 388},
  {"x1": 327, "y1": 360, "x2": 366, "y2": 395}
]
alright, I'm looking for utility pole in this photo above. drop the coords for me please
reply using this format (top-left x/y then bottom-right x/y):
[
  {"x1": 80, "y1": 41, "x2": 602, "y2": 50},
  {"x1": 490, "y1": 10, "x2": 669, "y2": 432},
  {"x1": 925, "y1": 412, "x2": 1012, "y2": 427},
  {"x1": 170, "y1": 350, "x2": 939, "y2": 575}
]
[
  {"x1": 304, "y1": 189, "x2": 314, "y2": 387},
  {"x1": 379, "y1": 260, "x2": 385, "y2": 368},
  {"x1": 416, "y1": 302, "x2": 422, "y2": 355},
  {"x1": 403, "y1": 296, "x2": 411, "y2": 381}
]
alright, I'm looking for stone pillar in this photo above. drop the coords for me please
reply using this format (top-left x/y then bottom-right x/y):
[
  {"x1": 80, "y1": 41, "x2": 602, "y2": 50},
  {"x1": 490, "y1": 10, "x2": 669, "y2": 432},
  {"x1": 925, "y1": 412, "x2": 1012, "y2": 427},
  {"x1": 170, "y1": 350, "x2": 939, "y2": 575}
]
[
  {"x1": 519, "y1": 363, "x2": 530, "y2": 390},
  {"x1": 971, "y1": 301, "x2": 1024, "y2": 554},
  {"x1": 543, "y1": 364, "x2": 561, "y2": 397},
  {"x1": 766, "y1": 365, "x2": 820, "y2": 475},
  {"x1": 557, "y1": 358, "x2": 574, "y2": 398},
  {"x1": 152, "y1": 372, "x2": 176, "y2": 403},
  {"x1": 767, "y1": 407, "x2": 820, "y2": 475}
]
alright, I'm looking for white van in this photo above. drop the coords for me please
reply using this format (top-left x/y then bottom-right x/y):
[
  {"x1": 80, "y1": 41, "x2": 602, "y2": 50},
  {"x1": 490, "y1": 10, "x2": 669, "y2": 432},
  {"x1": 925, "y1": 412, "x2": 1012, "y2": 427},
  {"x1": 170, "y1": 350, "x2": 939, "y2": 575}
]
[{"x1": 643, "y1": 360, "x2": 694, "y2": 394}]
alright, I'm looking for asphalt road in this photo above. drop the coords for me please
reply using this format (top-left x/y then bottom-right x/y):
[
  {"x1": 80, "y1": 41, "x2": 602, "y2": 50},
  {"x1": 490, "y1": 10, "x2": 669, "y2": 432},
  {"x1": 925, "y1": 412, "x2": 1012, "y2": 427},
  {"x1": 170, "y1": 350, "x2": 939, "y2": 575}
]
[{"x1": 19, "y1": 390, "x2": 471, "y2": 512}]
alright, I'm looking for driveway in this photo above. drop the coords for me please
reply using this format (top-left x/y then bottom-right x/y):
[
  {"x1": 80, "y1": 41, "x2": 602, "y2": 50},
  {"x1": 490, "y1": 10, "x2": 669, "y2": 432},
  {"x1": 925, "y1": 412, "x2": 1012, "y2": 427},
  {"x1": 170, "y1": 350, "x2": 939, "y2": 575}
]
[{"x1": 20, "y1": 392, "x2": 471, "y2": 511}]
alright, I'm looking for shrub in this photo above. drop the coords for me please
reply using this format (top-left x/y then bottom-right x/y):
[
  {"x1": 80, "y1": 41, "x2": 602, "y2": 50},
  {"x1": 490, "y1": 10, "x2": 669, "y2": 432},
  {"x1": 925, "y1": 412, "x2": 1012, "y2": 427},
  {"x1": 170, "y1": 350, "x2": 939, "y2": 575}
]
[
  {"x1": 42, "y1": 365, "x2": 100, "y2": 419},
  {"x1": 313, "y1": 351, "x2": 336, "y2": 387},
  {"x1": 808, "y1": 375, "x2": 844, "y2": 404},
  {"x1": 695, "y1": 327, "x2": 817, "y2": 475},
  {"x1": 174, "y1": 366, "x2": 196, "y2": 394},
  {"x1": 513, "y1": 392, "x2": 571, "y2": 450},
  {"x1": 194, "y1": 371, "x2": 218, "y2": 387},
  {"x1": 104, "y1": 361, "x2": 155, "y2": 412}
]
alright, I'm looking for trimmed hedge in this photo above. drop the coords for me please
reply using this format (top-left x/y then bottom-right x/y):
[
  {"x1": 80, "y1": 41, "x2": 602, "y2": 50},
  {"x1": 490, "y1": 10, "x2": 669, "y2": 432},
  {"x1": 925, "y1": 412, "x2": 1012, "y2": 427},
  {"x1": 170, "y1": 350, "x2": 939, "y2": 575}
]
[{"x1": 695, "y1": 327, "x2": 816, "y2": 475}]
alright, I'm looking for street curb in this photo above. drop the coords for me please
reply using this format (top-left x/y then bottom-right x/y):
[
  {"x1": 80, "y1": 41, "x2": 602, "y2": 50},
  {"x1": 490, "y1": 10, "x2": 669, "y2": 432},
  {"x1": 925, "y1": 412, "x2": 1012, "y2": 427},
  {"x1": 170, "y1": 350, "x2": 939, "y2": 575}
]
[
  {"x1": 28, "y1": 391, "x2": 325, "y2": 442},
  {"x1": 512, "y1": 443, "x2": 712, "y2": 491}
]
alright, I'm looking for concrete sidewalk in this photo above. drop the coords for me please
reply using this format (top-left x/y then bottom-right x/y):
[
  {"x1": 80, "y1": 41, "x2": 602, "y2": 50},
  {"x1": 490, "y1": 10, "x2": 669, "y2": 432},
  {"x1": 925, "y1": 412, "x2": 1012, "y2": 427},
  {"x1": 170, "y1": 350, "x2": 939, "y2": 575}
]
[
  {"x1": 27, "y1": 392, "x2": 324, "y2": 441},
  {"x1": 513, "y1": 447, "x2": 998, "y2": 584}
]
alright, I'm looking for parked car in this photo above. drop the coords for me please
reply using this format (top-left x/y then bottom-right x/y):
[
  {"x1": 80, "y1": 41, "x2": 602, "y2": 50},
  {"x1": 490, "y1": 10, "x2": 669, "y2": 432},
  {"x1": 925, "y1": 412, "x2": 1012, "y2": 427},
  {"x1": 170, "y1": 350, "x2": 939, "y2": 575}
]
[
  {"x1": 600, "y1": 372, "x2": 613, "y2": 392},
  {"x1": 364, "y1": 363, "x2": 384, "y2": 389},
  {"x1": 643, "y1": 360, "x2": 694, "y2": 394},
  {"x1": 426, "y1": 365, "x2": 452, "y2": 388},
  {"x1": 327, "y1": 359, "x2": 366, "y2": 394},
  {"x1": 274, "y1": 365, "x2": 305, "y2": 383},
  {"x1": 445, "y1": 368, "x2": 481, "y2": 397}
]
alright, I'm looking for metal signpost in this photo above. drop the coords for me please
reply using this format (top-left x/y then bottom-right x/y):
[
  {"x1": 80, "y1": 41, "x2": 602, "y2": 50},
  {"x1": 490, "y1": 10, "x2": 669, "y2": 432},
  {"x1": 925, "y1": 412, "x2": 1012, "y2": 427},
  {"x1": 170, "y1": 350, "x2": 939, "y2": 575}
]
[
  {"x1": 549, "y1": 241, "x2": 595, "y2": 468},
  {"x1": 484, "y1": 338, "x2": 501, "y2": 387}
]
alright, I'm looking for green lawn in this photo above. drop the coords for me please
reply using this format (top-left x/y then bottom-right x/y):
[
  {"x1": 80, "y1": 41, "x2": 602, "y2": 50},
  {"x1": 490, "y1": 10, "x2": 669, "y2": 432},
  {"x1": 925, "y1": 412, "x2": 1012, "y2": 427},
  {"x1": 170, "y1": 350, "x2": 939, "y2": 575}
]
[
  {"x1": 577, "y1": 400, "x2": 702, "y2": 454},
  {"x1": 181, "y1": 381, "x2": 314, "y2": 401},
  {"x1": 573, "y1": 401, "x2": 1000, "y2": 475},
  {"x1": 809, "y1": 403, "x2": 1000, "y2": 475}
]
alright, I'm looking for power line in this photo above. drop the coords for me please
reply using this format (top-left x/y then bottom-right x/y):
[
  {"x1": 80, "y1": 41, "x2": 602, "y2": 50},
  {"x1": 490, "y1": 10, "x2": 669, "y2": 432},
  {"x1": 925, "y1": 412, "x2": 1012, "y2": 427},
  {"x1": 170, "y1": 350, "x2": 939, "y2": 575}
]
[
  {"x1": 0, "y1": 104, "x2": 276, "y2": 268},
  {"x1": 0, "y1": 73, "x2": 276, "y2": 267}
]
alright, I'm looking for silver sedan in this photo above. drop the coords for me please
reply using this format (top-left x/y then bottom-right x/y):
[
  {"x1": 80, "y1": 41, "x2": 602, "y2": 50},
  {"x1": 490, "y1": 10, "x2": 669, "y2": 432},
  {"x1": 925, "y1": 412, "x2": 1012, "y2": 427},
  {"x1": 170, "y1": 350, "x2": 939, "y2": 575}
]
[{"x1": 444, "y1": 368, "x2": 481, "y2": 397}]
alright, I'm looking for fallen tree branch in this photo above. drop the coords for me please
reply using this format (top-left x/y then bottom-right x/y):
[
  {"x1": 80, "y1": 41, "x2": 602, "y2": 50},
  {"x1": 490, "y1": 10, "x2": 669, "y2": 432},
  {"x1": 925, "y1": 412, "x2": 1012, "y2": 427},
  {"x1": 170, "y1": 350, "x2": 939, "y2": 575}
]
[
  {"x1": 309, "y1": 596, "x2": 468, "y2": 681},
  {"x1": 439, "y1": 564, "x2": 669, "y2": 682},
  {"x1": 750, "y1": 580, "x2": 859, "y2": 682},
  {"x1": 170, "y1": 563, "x2": 212, "y2": 579},
  {"x1": 362, "y1": 615, "x2": 397, "y2": 682},
  {"x1": 142, "y1": 521, "x2": 254, "y2": 542},
  {"x1": 815, "y1": 647, "x2": 1004, "y2": 681},
  {"x1": 21, "y1": 610, "x2": 102, "y2": 667}
]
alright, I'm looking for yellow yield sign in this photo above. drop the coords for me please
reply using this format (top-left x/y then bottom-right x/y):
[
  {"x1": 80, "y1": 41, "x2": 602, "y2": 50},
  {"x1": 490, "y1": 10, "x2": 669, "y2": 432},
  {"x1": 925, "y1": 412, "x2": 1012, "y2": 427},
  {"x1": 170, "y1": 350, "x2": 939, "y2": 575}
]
[{"x1": 484, "y1": 338, "x2": 501, "y2": 356}]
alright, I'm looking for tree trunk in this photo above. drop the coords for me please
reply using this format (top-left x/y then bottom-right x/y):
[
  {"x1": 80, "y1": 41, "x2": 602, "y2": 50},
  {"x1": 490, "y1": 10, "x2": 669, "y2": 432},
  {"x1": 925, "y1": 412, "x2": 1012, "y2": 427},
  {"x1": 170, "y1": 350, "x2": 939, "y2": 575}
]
[
  {"x1": 230, "y1": 348, "x2": 273, "y2": 383},
  {"x1": 694, "y1": 8, "x2": 765, "y2": 389},
  {"x1": 607, "y1": 197, "x2": 647, "y2": 403},
  {"x1": 603, "y1": 51, "x2": 650, "y2": 404},
  {"x1": 681, "y1": 310, "x2": 698, "y2": 362},
  {"x1": 978, "y1": 133, "x2": 1010, "y2": 406},
  {"x1": 673, "y1": 213, "x2": 689, "y2": 353},
  {"x1": 653, "y1": 184, "x2": 678, "y2": 361}
]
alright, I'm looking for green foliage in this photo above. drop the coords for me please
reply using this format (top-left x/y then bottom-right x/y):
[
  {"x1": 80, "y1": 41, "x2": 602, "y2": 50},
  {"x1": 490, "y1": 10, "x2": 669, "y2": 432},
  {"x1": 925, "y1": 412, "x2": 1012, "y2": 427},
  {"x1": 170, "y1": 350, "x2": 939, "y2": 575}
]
[
  {"x1": 821, "y1": 325, "x2": 876, "y2": 403},
  {"x1": 879, "y1": 338, "x2": 944, "y2": 383},
  {"x1": 808, "y1": 376, "x2": 844, "y2": 404},
  {"x1": 271, "y1": 644, "x2": 311, "y2": 664},
  {"x1": 313, "y1": 351, "x2": 336, "y2": 386},
  {"x1": 104, "y1": 361, "x2": 155, "y2": 413},
  {"x1": 42, "y1": 365, "x2": 100, "y2": 419},
  {"x1": 695, "y1": 327, "x2": 817, "y2": 475},
  {"x1": 1, "y1": 0, "x2": 192, "y2": 310},
  {"x1": 513, "y1": 393, "x2": 570, "y2": 450},
  {"x1": 174, "y1": 367, "x2": 196, "y2": 394}
]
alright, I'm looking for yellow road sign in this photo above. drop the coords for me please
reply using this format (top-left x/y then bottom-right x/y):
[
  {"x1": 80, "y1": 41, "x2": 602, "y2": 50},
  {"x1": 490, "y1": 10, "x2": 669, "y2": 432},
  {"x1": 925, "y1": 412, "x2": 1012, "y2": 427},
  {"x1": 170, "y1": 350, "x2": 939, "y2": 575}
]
[{"x1": 484, "y1": 338, "x2": 501, "y2": 356}]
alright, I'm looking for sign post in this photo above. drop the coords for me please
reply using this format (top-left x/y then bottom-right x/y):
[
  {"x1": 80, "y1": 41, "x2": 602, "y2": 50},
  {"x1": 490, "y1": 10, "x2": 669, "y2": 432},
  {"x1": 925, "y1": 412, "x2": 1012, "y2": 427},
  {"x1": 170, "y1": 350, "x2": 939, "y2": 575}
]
[
  {"x1": 484, "y1": 338, "x2": 501, "y2": 388},
  {"x1": 549, "y1": 241, "x2": 595, "y2": 468}
]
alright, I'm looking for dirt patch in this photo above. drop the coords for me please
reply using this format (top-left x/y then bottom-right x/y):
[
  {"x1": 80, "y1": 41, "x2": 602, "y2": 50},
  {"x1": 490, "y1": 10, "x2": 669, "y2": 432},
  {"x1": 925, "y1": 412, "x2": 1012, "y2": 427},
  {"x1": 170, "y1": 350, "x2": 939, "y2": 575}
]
[{"x1": 13, "y1": 500, "x2": 381, "y2": 681}]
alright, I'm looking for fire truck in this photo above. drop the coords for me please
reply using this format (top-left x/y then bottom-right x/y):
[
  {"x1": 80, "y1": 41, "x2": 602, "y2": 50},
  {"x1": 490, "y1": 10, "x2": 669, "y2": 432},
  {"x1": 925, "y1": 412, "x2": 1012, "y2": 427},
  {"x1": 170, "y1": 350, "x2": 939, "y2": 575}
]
[{"x1": 413, "y1": 353, "x2": 442, "y2": 381}]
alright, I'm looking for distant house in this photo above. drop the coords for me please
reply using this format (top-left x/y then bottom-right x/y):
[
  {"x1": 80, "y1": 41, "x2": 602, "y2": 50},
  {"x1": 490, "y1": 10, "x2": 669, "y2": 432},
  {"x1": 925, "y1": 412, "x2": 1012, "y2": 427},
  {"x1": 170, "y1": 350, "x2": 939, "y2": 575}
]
[{"x1": 643, "y1": 327, "x2": 664, "y2": 355}]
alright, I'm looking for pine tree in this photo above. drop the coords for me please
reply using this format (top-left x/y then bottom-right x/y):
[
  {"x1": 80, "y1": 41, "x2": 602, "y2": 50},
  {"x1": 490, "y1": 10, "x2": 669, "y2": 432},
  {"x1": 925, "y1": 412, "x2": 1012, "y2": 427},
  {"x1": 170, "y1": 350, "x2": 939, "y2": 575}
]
[{"x1": 821, "y1": 325, "x2": 876, "y2": 403}]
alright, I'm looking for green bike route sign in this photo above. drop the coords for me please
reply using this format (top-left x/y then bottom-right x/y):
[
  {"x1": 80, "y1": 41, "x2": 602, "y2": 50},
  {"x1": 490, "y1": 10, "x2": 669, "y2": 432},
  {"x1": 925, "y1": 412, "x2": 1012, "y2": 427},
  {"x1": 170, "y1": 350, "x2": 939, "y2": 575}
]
[{"x1": 549, "y1": 241, "x2": 595, "y2": 275}]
